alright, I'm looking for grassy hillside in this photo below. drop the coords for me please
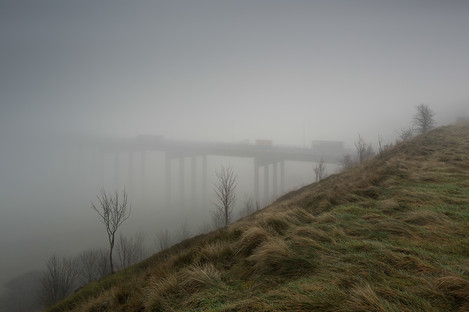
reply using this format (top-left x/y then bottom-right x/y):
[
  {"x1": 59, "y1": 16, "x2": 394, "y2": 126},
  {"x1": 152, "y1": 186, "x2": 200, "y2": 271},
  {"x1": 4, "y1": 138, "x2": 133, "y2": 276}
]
[{"x1": 47, "y1": 123, "x2": 469, "y2": 312}]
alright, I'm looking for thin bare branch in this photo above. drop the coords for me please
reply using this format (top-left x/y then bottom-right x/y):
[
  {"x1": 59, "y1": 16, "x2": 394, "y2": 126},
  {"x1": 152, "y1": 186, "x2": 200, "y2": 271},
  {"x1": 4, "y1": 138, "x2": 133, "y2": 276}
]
[{"x1": 91, "y1": 188, "x2": 131, "y2": 274}]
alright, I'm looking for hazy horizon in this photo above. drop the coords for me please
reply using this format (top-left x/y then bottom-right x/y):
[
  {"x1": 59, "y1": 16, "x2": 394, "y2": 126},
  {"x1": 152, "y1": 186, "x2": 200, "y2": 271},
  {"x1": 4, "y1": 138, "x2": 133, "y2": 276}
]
[{"x1": 1, "y1": 0, "x2": 468, "y2": 306}]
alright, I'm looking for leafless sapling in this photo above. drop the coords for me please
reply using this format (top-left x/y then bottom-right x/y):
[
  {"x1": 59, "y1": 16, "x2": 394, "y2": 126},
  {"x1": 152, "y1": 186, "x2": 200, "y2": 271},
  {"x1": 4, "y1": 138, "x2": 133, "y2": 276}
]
[
  {"x1": 177, "y1": 221, "x2": 191, "y2": 242},
  {"x1": 340, "y1": 154, "x2": 355, "y2": 171},
  {"x1": 378, "y1": 134, "x2": 393, "y2": 156},
  {"x1": 355, "y1": 135, "x2": 374, "y2": 163},
  {"x1": 91, "y1": 188, "x2": 131, "y2": 274},
  {"x1": 378, "y1": 134, "x2": 384, "y2": 155},
  {"x1": 39, "y1": 255, "x2": 79, "y2": 308},
  {"x1": 96, "y1": 248, "x2": 111, "y2": 278},
  {"x1": 77, "y1": 249, "x2": 101, "y2": 284},
  {"x1": 397, "y1": 128, "x2": 414, "y2": 142},
  {"x1": 355, "y1": 135, "x2": 367, "y2": 163},
  {"x1": 413, "y1": 104, "x2": 435, "y2": 134},
  {"x1": 241, "y1": 194, "x2": 255, "y2": 217},
  {"x1": 313, "y1": 158, "x2": 326, "y2": 182},
  {"x1": 212, "y1": 166, "x2": 237, "y2": 227},
  {"x1": 155, "y1": 229, "x2": 171, "y2": 251},
  {"x1": 116, "y1": 231, "x2": 146, "y2": 269}
]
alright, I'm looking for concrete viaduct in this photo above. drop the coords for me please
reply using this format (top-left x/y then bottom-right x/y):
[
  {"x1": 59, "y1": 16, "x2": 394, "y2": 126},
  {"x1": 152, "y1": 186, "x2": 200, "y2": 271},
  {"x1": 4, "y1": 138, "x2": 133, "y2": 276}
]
[{"x1": 61, "y1": 136, "x2": 342, "y2": 205}]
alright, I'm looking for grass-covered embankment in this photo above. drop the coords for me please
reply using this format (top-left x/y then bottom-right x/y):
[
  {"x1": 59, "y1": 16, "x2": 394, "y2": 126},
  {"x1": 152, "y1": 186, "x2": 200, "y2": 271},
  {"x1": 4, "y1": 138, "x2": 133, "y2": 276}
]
[{"x1": 47, "y1": 122, "x2": 469, "y2": 312}]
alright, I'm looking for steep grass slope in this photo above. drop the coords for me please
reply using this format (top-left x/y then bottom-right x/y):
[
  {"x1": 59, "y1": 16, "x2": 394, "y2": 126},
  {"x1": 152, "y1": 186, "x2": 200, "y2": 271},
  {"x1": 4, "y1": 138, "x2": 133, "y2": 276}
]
[{"x1": 47, "y1": 123, "x2": 469, "y2": 312}]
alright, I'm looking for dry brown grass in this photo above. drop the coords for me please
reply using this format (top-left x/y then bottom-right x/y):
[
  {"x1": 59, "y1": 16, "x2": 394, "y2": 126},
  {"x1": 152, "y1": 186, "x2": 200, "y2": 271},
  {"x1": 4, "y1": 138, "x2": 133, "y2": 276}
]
[
  {"x1": 381, "y1": 250, "x2": 436, "y2": 272},
  {"x1": 180, "y1": 262, "x2": 225, "y2": 291},
  {"x1": 261, "y1": 206, "x2": 316, "y2": 225},
  {"x1": 248, "y1": 236, "x2": 316, "y2": 277},
  {"x1": 315, "y1": 212, "x2": 338, "y2": 224},
  {"x1": 286, "y1": 207, "x2": 317, "y2": 224},
  {"x1": 147, "y1": 274, "x2": 180, "y2": 298},
  {"x1": 372, "y1": 219, "x2": 417, "y2": 238},
  {"x1": 293, "y1": 225, "x2": 334, "y2": 244},
  {"x1": 403, "y1": 210, "x2": 450, "y2": 226},
  {"x1": 195, "y1": 240, "x2": 233, "y2": 264},
  {"x1": 247, "y1": 237, "x2": 291, "y2": 274},
  {"x1": 142, "y1": 273, "x2": 183, "y2": 311},
  {"x1": 376, "y1": 199, "x2": 401, "y2": 213},
  {"x1": 143, "y1": 274, "x2": 180, "y2": 311},
  {"x1": 246, "y1": 208, "x2": 318, "y2": 240},
  {"x1": 397, "y1": 189, "x2": 434, "y2": 205},
  {"x1": 234, "y1": 225, "x2": 272, "y2": 256},
  {"x1": 258, "y1": 215, "x2": 291, "y2": 235},
  {"x1": 346, "y1": 282, "x2": 398, "y2": 312},
  {"x1": 67, "y1": 290, "x2": 112, "y2": 312},
  {"x1": 437, "y1": 274, "x2": 469, "y2": 303},
  {"x1": 352, "y1": 185, "x2": 381, "y2": 199}
]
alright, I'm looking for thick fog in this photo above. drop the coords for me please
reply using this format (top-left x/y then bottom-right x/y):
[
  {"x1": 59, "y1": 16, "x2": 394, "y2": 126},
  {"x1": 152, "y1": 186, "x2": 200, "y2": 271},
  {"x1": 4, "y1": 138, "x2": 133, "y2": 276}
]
[{"x1": 1, "y1": 0, "x2": 468, "y2": 308}]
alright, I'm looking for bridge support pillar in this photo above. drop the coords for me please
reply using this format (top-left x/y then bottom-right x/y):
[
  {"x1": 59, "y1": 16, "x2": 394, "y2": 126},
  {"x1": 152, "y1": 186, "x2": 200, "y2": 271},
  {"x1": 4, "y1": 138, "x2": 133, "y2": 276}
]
[
  {"x1": 128, "y1": 151, "x2": 133, "y2": 196},
  {"x1": 114, "y1": 152, "x2": 119, "y2": 189},
  {"x1": 191, "y1": 156, "x2": 197, "y2": 204},
  {"x1": 165, "y1": 153, "x2": 171, "y2": 206},
  {"x1": 140, "y1": 150, "x2": 146, "y2": 199},
  {"x1": 98, "y1": 148, "x2": 104, "y2": 188},
  {"x1": 202, "y1": 154, "x2": 207, "y2": 205},
  {"x1": 273, "y1": 162, "x2": 278, "y2": 198},
  {"x1": 280, "y1": 160, "x2": 285, "y2": 194},
  {"x1": 254, "y1": 158, "x2": 259, "y2": 206},
  {"x1": 179, "y1": 157, "x2": 185, "y2": 200},
  {"x1": 264, "y1": 164, "x2": 269, "y2": 204}
]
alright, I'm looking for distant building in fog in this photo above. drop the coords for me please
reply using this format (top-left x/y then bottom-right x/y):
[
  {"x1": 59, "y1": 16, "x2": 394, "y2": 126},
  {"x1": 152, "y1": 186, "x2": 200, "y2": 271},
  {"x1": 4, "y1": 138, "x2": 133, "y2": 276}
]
[
  {"x1": 255, "y1": 139, "x2": 272, "y2": 147},
  {"x1": 311, "y1": 140, "x2": 345, "y2": 157}
]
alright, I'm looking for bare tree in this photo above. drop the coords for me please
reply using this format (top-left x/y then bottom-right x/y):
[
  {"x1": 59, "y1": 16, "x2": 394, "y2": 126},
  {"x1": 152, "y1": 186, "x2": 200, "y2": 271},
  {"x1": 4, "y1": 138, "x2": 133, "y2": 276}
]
[
  {"x1": 240, "y1": 194, "x2": 255, "y2": 218},
  {"x1": 91, "y1": 188, "x2": 131, "y2": 274},
  {"x1": 313, "y1": 159, "x2": 326, "y2": 182},
  {"x1": 397, "y1": 128, "x2": 414, "y2": 142},
  {"x1": 116, "y1": 232, "x2": 146, "y2": 269},
  {"x1": 378, "y1": 134, "x2": 393, "y2": 157},
  {"x1": 355, "y1": 135, "x2": 374, "y2": 163},
  {"x1": 96, "y1": 249, "x2": 111, "y2": 278},
  {"x1": 378, "y1": 134, "x2": 384, "y2": 155},
  {"x1": 413, "y1": 104, "x2": 435, "y2": 134},
  {"x1": 340, "y1": 154, "x2": 355, "y2": 171},
  {"x1": 39, "y1": 255, "x2": 79, "y2": 308},
  {"x1": 155, "y1": 229, "x2": 171, "y2": 251},
  {"x1": 177, "y1": 221, "x2": 192, "y2": 242},
  {"x1": 365, "y1": 144, "x2": 374, "y2": 160},
  {"x1": 77, "y1": 249, "x2": 101, "y2": 284},
  {"x1": 355, "y1": 135, "x2": 367, "y2": 163},
  {"x1": 212, "y1": 166, "x2": 237, "y2": 227}
]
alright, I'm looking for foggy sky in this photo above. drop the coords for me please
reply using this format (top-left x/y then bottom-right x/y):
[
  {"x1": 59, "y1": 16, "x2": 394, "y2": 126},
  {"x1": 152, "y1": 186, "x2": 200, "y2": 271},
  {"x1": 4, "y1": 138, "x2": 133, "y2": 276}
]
[
  {"x1": 1, "y1": 0, "x2": 468, "y2": 145},
  {"x1": 1, "y1": 0, "x2": 469, "y2": 298}
]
